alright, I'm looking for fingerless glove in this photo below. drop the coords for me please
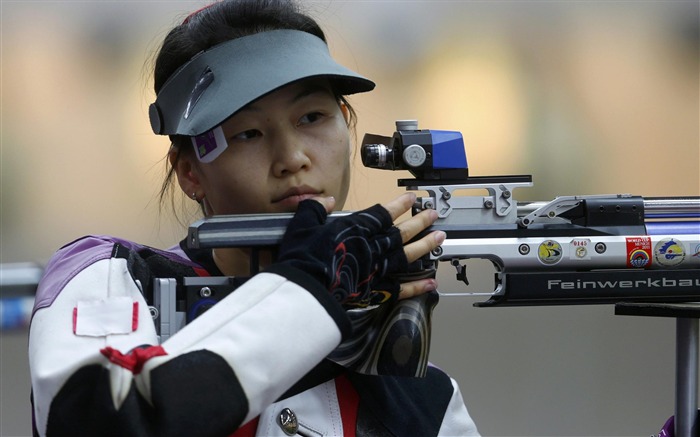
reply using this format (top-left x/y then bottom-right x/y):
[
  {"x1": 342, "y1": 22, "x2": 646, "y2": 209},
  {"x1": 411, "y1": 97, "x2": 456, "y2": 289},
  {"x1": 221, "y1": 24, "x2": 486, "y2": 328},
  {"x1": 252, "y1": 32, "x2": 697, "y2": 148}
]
[{"x1": 276, "y1": 200, "x2": 408, "y2": 308}]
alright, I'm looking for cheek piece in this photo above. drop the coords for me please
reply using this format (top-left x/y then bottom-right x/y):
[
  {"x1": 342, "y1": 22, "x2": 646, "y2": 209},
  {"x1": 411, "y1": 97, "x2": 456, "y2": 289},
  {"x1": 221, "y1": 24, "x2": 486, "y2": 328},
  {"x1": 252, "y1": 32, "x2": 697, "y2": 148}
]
[{"x1": 149, "y1": 29, "x2": 375, "y2": 140}]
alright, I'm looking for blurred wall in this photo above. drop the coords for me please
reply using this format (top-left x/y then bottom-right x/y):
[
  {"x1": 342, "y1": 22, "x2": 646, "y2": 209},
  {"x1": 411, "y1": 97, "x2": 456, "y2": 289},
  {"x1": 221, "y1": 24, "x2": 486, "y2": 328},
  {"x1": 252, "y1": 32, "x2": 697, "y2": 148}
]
[{"x1": 1, "y1": 1, "x2": 698, "y2": 436}]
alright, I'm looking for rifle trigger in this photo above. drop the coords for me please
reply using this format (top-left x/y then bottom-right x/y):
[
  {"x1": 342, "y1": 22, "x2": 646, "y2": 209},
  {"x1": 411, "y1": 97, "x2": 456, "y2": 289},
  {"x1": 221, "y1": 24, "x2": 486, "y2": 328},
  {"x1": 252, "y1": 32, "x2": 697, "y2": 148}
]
[{"x1": 451, "y1": 259, "x2": 469, "y2": 286}]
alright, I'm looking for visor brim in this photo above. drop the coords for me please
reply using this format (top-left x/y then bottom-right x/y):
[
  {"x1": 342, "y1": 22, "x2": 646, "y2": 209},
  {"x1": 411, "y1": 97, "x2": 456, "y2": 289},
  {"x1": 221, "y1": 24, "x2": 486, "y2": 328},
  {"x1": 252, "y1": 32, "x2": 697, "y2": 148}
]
[{"x1": 150, "y1": 29, "x2": 375, "y2": 136}]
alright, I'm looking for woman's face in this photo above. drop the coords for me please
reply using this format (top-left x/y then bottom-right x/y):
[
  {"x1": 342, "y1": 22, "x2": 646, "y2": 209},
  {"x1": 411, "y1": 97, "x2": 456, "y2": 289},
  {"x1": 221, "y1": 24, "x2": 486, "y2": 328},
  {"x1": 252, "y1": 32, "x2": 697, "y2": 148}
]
[{"x1": 178, "y1": 79, "x2": 352, "y2": 215}]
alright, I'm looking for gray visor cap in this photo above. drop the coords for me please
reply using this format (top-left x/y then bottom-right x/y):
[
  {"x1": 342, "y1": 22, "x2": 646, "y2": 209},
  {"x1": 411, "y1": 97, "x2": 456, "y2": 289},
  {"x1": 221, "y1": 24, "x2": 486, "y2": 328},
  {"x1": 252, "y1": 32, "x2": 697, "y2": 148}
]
[{"x1": 149, "y1": 29, "x2": 375, "y2": 137}]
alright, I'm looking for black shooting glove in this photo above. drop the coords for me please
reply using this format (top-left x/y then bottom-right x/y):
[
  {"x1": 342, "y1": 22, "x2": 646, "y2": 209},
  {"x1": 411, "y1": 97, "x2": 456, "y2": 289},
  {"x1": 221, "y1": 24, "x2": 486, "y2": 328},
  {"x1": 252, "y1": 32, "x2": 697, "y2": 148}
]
[{"x1": 276, "y1": 199, "x2": 408, "y2": 308}]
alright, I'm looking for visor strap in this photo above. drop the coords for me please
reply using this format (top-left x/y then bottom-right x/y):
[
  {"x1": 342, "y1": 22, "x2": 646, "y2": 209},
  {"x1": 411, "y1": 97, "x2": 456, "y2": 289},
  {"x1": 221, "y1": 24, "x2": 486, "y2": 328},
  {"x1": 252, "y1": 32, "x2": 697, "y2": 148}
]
[{"x1": 191, "y1": 126, "x2": 228, "y2": 163}]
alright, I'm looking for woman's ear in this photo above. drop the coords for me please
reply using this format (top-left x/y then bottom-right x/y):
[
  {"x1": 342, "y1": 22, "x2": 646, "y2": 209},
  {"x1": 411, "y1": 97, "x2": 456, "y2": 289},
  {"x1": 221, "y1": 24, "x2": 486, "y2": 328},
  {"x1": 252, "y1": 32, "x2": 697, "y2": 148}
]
[
  {"x1": 170, "y1": 147, "x2": 202, "y2": 201},
  {"x1": 340, "y1": 102, "x2": 350, "y2": 125}
]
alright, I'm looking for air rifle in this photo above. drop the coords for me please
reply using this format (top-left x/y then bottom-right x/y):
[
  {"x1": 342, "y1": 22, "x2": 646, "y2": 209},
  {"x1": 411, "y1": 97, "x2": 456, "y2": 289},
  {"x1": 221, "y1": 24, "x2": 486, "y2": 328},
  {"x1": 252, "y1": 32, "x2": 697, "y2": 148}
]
[{"x1": 187, "y1": 120, "x2": 700, "y2": 307}]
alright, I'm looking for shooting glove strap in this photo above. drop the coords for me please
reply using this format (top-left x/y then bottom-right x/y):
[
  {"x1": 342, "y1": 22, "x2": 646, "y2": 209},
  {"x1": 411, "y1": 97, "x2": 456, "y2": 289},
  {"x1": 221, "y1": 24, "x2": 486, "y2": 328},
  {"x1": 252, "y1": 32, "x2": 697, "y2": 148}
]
[{"x1": 276, "y1": 199, "x2": 407, "y2": 308}]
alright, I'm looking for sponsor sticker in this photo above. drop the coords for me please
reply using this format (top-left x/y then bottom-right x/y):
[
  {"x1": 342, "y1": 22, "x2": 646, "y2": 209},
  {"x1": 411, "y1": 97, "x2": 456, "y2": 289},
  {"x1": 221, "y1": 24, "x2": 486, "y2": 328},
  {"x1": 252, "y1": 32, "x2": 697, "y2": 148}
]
[
  {"x1": 626, "y1": 236, "x2": 651, "y2": 268},
  {"x1": 570, "y1": 238, "x2": 591, "y2": 260},
  {"x1": 538, "y1": 240, "x2": 563, "y2": 265},
  {"x1": 693, "y1": 244, "x2": 700, "y2": 259},
  {"x1": 654, "y1": 238, "x2": 686, "y2": 267}
]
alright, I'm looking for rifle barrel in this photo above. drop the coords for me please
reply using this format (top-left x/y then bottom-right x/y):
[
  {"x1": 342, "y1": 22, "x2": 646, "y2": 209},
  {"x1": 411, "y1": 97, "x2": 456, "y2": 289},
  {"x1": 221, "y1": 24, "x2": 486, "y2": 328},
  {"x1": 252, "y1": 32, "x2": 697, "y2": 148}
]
[{"x1": 518, "y1": 196, "x2": 700, "y2": 218}]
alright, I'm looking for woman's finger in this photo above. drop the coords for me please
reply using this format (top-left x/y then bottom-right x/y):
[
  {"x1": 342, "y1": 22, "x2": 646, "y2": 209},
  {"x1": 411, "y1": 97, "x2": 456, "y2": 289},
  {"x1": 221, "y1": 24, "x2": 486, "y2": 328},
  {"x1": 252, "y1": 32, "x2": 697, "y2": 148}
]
[
  {"x1": 395, "y1": 208, "x2": 439, "y2": 243},
  {"x1": 403, "y1": 230, "x2": 446, "y2": 263},
  {"x1": 397, "y1": 278, "x2": 439, "y2": 300},
  {"x1": 308, "y1": 195, "x2": 337, "y2": 214},
  {"x1": 380, "y1": 193, "x2": 417, "y2": 222}
]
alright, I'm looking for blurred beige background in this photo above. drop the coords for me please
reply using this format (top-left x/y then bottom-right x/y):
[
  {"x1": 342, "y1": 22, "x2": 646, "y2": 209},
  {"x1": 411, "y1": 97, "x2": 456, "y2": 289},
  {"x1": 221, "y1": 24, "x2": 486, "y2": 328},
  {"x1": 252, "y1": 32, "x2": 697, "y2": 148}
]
[{"x1": 1, "y1": 1, "x2": 698, "y2": 436}]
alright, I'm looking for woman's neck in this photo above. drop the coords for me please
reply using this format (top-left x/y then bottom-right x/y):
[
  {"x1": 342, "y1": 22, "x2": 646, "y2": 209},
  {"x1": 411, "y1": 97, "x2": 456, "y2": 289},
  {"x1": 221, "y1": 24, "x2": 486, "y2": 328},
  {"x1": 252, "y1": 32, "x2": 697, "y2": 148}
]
[{"x1": 212, "y1": 247, "x2": 273, "y2": 277}]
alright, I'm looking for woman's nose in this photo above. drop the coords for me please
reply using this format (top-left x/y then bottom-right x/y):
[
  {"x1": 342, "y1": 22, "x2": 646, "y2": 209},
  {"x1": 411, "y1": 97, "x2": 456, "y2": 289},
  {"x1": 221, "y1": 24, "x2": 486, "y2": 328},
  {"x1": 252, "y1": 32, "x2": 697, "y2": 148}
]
[{"x1": 271, "y1": 138, "x2": 311, "y2": 177}]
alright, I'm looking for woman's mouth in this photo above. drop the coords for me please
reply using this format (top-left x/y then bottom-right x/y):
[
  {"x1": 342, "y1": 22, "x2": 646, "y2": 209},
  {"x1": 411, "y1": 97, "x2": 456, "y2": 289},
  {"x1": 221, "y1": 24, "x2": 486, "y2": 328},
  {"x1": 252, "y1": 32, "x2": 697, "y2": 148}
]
[{"x1": 272, "y1": 187, "x2": 321, "y2": 209}]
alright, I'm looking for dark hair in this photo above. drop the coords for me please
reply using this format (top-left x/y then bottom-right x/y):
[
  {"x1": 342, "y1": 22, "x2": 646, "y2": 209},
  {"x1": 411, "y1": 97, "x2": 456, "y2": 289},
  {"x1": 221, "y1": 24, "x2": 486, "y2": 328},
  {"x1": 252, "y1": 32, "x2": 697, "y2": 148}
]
[{"x1": 154, "y1": 0, "x2": 358, "y2": 218}]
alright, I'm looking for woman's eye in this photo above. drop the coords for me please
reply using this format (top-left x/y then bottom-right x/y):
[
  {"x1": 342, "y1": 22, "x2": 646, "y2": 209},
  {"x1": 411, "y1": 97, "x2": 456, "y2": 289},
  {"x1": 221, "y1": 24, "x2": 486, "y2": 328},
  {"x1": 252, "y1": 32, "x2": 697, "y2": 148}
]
[
  {"x1": 232, "y1": 129, "x2": 261, "y2": 140},
  {"x1": 298, "y1": 112, "x2": 324, "y2": 125}
]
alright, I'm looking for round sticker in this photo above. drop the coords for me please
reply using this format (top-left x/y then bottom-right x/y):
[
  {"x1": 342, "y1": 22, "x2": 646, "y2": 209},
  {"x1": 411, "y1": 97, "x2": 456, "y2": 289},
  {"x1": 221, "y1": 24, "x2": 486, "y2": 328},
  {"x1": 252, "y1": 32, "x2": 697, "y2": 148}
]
[
  {"x1": 653, "y1": 238, "x2": 686, "y2": 267},
  {"x1": 538, "y1": 240, "x2": 563, "y2": 265},
  {"x1": 575, "y1": 246, "x2": 588, "y2": 259}
]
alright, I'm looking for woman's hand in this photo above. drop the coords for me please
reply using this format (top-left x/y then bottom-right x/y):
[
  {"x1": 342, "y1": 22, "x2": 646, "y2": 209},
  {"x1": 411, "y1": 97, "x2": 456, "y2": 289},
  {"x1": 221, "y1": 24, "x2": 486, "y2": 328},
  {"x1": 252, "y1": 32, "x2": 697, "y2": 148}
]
[
  {"x1": 276, "y1": 193, "x2": 445, "y2": 307},
  {"x1": 380, "y1": 193, "x2": 445, "y2": 300}
]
